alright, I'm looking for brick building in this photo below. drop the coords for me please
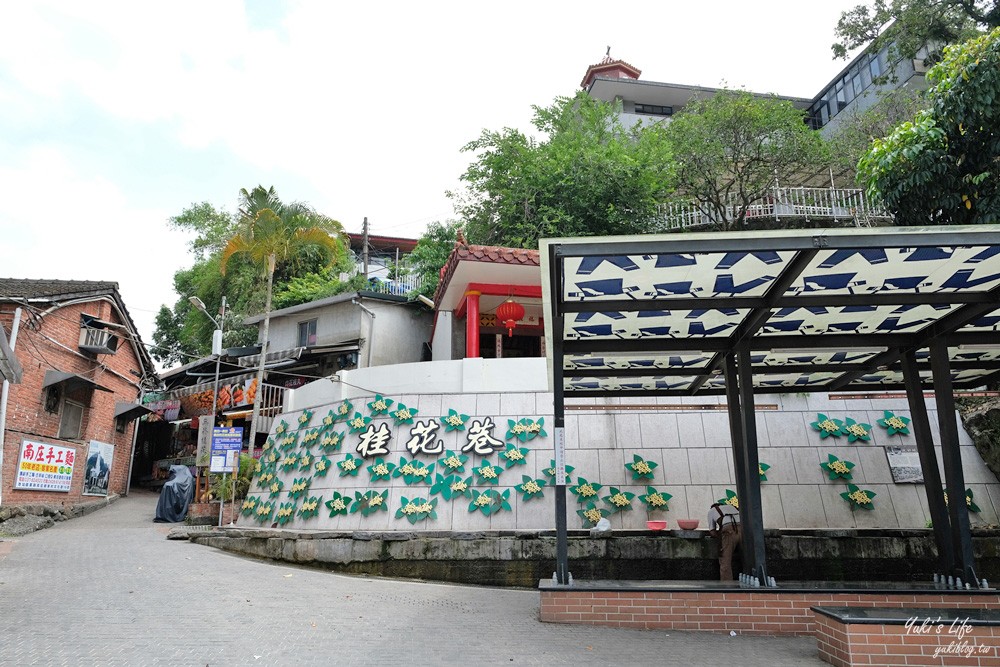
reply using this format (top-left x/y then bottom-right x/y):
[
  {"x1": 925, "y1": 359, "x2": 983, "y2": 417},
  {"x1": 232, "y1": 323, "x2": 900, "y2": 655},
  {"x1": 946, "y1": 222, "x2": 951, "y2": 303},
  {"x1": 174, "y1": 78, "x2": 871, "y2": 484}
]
[{"x1": 0, "y1": 279, "x2": 158, "y2": 507}]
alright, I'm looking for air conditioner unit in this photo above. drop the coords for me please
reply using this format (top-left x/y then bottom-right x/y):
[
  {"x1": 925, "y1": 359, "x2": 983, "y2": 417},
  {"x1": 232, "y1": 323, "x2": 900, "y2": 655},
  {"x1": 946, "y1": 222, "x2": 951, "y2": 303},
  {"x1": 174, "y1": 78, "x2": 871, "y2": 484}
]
[{"x1": 79, "y1": 314, "x2": 121, "y2": 356}]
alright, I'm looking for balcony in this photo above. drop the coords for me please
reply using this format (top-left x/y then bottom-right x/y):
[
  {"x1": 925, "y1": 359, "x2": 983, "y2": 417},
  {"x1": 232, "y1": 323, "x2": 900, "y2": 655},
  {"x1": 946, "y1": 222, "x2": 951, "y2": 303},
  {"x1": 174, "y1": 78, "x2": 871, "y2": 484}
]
[{"x1": 654, "y1": 187, "x2": 893, "y2": 231}]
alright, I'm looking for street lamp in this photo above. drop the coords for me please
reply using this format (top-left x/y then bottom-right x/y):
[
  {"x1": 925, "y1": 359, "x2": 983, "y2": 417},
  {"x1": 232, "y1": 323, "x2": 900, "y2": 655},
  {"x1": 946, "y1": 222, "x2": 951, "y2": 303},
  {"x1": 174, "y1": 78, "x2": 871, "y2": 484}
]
[{"x1": 189, "y1": 295, "x2": 228, "y2": 525}]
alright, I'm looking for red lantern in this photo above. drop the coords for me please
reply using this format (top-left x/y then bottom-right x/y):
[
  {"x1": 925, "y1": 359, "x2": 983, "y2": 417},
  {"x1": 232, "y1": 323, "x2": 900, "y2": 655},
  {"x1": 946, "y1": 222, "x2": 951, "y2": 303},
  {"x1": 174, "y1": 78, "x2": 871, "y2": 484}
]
[{"x1": 495, "y1": 299, "x2": 525, "y2": 337}]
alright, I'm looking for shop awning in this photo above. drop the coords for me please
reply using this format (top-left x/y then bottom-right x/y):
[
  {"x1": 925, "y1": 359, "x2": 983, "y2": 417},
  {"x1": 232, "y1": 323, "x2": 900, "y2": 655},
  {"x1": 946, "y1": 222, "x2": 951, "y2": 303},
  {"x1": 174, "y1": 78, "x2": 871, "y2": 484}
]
[
  {"x1": 42, "y1": 370, "x2": 112, "y2": 393},
  {"x1": 236, "y1": 341, "x2": 360, "y2": 368},
  {"x1": 237, "y1": 346, "x2": 305, "y2": 368},
  {"x1": 114, "y1": 401, "x2": 154, "y2": 421}
]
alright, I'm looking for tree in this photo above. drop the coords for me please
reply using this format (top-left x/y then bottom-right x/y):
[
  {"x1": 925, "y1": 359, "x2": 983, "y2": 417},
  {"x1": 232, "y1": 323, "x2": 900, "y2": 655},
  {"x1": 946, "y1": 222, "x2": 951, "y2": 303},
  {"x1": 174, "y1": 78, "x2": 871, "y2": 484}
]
[
  {"x1": 664, "y1": 90, "x2": 828, "y2": 232},
  {"x1": 220, "y1": 185, "x2": 347, "y2": 452},
  {"x1": 826, "y1": 86, "x2": 930, "y2": 173},
  {"x1": 406, "y1": 220, "x2": 462, "y2": 298},
  {"x1": 858, "y1": 28, "x2": 1000, "y2": 224},
  {"x1": 832, "y1": 0, "x2": 998, "y2": 66},
  {"x1": 450, "y1": 91, "x2": 674, "y2": 248}
]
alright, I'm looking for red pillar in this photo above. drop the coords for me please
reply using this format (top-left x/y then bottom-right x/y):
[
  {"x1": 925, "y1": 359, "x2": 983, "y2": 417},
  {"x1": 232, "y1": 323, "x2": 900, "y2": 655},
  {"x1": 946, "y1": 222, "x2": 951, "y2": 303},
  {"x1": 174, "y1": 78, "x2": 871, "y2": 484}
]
[{"x1": 465, "y1": 290, "x2": 481, "y2": 358}]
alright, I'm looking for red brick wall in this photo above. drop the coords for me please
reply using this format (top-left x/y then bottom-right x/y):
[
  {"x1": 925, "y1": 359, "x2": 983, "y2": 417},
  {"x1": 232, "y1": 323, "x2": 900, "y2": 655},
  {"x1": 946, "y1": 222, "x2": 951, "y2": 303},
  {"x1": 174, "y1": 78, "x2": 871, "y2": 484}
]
[
  {"x1": 815, "y1": 612, "x2": 1000, "y2": 666},
  {"x1": 1, "y1": 301, "x2": 145, "y2": 507},
  {"x1": 539, "y1": 590, "x2": 1000, "y2": 636}
]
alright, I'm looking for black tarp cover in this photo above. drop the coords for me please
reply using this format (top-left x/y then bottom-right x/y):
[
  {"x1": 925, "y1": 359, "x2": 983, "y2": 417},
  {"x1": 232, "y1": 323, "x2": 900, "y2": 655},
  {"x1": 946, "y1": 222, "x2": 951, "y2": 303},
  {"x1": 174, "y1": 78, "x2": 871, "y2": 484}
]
[{"x1": 154, "y1": 465, "x2": 195, "y2": 523}]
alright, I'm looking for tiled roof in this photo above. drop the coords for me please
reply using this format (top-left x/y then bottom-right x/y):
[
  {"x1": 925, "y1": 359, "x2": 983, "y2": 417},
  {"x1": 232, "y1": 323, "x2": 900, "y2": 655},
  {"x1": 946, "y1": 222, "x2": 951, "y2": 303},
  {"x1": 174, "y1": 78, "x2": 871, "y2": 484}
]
[
  {"x1": 0, "y1": 278, "x2": 119, "y2": 300},
  {"x1": 580, "y1": 56, "x2": 641, "y2": 88},
  {"x1": 432, "y1": 243, "x2": 540, "y2": 306}
]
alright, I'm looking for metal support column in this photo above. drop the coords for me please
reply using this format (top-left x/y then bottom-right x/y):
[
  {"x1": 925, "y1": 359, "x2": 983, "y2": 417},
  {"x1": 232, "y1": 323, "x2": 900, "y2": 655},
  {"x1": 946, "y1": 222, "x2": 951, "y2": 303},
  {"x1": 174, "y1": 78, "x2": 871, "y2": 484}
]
[
  {"x1": 736, "y1": 347, "x2": 768, "y2": 583},
  {"x1": 900, "y1": 349, "x2": 954, "y2": 575},
  {"x1": 723, "y1": 352, "x2": 752, "y2": 576},
  {"x1": 928, "y1": 342, "x2": 978, "y2": 583},
  {"x1": 548, "y1": 245, "x2": 570, "y2": 585}
]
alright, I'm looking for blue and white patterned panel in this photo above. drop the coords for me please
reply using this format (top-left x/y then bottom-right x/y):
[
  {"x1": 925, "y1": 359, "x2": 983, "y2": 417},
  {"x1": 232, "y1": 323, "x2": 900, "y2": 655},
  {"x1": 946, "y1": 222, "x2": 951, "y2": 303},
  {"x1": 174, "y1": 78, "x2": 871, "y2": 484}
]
[
  {"x1": 785, "y1": 246, "x2": 1000, "y2": 296},
  {"x1": 754, "y1": 350, "x2": 884, "y2": 366},
  {"x1": 564, "y1": 309, "x2": 750, "y2": 340},
  {"x1": 563, "y1": 353, "x2": 713, "y2": 370},
  {"x1": 562, "y1": 251, "x2": 794, "y2": 301},
  {"x1": 750, "y1": 372, "x2": 844, "y2": 389},
  {"x1": 564, "y1": 376, "x2": 697, "y2": 393},
  {"x1": 958, "y1": 307, "x2": 1000, "y2": 332},
  {"x1": 761, "y1": 304, "x2": 958, "y2": 336}
]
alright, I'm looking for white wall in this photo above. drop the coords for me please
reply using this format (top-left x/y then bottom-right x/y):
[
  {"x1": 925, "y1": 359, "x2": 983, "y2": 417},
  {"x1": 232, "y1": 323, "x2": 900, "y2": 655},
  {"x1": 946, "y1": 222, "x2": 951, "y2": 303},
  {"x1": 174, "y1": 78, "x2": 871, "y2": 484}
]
[{"x1": 253, "y1": 372, "x2": 1000, "y2": 533}]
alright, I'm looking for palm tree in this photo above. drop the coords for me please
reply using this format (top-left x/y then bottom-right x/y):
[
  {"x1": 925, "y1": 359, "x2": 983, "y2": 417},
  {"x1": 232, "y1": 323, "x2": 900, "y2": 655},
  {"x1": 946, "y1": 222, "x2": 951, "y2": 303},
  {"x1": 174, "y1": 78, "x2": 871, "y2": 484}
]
[{"x1": 221, "y1": 185, "x2": 347, "y2": 457}]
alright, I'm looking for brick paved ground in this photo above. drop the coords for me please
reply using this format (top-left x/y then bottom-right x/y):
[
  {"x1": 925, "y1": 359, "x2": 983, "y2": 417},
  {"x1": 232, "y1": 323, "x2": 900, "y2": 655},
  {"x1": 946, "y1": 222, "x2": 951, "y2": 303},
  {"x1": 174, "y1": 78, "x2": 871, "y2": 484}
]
[{"x1": 0, "y1": 490, "x2": 823, "y2": 666}]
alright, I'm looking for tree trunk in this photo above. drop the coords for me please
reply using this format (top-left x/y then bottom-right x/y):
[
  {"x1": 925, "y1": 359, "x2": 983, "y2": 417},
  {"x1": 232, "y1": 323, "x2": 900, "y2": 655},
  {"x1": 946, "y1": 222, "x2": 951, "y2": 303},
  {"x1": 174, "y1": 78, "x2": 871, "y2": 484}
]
[{"x1": 246, "y1": 253, "x2": 275, "y2": 464}]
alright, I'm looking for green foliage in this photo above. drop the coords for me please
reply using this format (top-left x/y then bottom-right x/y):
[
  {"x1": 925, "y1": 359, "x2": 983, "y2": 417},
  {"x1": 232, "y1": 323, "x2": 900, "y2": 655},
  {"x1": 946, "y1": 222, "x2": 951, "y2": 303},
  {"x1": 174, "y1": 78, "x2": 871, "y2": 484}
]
[
  {"x1": 665, "y1": 90, "x2": 828, "y2": 231},
  {"x1": 271, "y1": 267, "x2": 365, "y2": 310},
  {"x1": 831, "y1": 0, "x2": 995, "y2": 66},
  {"x1": 407, "y1": 220, "x2": 461, "y2": 297},
  {"x1": 208, "y1": 453, "x2": 257, "y2": 501},
  {"x1": 858, "y1": 28, "x2": 1000, "y2": 224},
  {"x1": 451, "y1": 91, "x2": 674, "y2": 248},
  {"x1": 826, "y1": 86, "x2": 930, "y2": 174}
]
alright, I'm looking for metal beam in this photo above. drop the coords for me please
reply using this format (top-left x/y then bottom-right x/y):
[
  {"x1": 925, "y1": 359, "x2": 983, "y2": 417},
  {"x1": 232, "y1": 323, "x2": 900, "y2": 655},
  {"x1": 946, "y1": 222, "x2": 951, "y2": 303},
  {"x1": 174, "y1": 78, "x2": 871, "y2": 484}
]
[
  {"x1": 724, "y1": 353, "x2": 752, "y2": 578},
  {"x1": 548, "y1": 245, "x2": 570, "y2": 586},
  {"x1": 736, "y1": 346, "x2": 768, "y2": 583}
]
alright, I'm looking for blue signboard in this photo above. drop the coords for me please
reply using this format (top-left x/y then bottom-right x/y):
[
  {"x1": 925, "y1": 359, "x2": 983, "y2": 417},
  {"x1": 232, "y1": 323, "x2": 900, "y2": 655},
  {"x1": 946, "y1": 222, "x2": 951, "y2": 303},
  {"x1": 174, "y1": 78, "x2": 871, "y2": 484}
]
[{"x1": 210, "y1": 427, "x2": 244, "y2": 473}]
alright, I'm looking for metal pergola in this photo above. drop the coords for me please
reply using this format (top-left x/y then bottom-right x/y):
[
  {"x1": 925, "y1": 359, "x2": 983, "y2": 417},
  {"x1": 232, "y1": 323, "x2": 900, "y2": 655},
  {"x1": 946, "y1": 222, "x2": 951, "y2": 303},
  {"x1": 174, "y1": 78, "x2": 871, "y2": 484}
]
[{"x1": 541, "y1": 226, "x2": 1000, "y2": 587}]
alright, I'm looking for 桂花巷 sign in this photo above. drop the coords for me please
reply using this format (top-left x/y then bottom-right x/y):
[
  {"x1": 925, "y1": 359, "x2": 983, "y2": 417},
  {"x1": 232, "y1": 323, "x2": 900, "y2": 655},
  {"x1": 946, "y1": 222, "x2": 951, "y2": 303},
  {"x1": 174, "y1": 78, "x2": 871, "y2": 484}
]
[
  {"x1": 14, "y1": 440, "x2": 75, "y2": 492},
  {"x1": 210, "y1": 427, "x2": 243, "y2": 473}
]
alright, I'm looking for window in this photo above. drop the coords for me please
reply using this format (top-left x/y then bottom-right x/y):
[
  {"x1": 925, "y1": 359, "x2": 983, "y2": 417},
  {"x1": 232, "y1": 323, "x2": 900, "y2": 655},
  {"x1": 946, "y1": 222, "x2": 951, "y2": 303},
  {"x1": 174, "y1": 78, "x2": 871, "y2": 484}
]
[
  {"x1": 297, "y1": 319, "x2": 317, "y2": 347},
  {"x1": 634, "y1": 104, "x2": 673, "y2": 116},
  {"x1": 59, "y1": 399, "x2": 84, "y2": 439}
]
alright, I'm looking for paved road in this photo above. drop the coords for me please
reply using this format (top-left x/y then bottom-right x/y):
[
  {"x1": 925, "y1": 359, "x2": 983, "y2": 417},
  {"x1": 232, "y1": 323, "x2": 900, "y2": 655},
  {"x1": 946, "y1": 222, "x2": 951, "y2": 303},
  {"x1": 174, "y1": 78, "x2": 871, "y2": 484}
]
[{"x1": 0, "y1": 490, "x2": 823, "y2": 666}]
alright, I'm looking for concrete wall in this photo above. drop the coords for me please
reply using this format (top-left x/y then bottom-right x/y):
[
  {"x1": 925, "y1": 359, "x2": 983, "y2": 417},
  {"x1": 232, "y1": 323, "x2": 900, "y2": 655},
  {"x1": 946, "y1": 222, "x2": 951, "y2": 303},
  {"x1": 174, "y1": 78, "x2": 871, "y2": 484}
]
[{"x1": 248, "y1": 375, "x2": 1000, "y2": 533}]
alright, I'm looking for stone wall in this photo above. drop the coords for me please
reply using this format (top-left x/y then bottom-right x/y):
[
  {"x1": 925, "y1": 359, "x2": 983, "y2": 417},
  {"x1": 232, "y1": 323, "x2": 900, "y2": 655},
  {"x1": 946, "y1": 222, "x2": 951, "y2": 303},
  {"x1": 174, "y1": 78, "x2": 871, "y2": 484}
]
[{"x1": 239, "y1": 389, "x2": 1000, "y2": 533}]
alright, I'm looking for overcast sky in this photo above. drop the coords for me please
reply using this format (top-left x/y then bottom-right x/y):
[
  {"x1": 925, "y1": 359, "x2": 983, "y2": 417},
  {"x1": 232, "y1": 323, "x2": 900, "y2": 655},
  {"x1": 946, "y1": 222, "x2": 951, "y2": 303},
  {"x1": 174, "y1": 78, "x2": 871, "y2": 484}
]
[{"x1": 1, "y1": 1, "x2": 865, "y2": 349}]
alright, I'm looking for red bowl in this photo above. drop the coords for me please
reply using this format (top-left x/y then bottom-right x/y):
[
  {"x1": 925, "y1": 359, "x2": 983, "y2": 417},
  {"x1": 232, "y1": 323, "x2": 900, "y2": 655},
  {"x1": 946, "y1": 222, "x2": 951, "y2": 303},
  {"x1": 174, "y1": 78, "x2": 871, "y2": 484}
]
[
  {"x1": 646, "y1": 520, "x2": 667, "y2": 531},
  {"x1": 676, "y1": 519, "x2": 700, "y2": 530}
]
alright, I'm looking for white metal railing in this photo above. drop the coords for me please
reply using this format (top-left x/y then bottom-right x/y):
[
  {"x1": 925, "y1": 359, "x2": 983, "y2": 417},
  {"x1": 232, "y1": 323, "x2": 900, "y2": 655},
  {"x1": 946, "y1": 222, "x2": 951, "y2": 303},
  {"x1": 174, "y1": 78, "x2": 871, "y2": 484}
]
[
  {"x1": 363, "y1": 273, "x2": 423, "y2": 296},
  {"x1": 654, "y1": 187, "x2": 893, "y2": 230}
]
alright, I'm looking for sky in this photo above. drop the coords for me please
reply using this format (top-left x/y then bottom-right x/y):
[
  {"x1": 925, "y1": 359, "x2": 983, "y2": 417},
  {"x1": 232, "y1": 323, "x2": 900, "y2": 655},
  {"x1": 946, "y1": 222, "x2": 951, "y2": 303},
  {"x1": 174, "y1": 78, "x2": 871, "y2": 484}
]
[{"x1": 1, "y1": 0, "x2": 867, "y2": 350}]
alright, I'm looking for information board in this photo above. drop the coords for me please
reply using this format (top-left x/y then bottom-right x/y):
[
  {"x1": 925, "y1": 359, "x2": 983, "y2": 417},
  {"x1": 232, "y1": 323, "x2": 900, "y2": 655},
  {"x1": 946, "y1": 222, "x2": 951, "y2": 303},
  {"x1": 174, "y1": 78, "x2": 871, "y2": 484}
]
[
  {"x1": 14, "y1": 439, "x2": 75, "y2": 492},
  {"x1": 210, "y1": 427, "x2": 243, "y2": 473}
]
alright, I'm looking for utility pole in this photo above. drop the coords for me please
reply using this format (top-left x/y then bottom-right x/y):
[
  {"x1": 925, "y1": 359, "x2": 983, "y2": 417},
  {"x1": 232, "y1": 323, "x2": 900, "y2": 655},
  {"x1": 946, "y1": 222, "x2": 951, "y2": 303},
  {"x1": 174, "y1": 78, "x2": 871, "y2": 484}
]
[{"x1": 362, "y1": 216, "x2": 369, "y2": 281}]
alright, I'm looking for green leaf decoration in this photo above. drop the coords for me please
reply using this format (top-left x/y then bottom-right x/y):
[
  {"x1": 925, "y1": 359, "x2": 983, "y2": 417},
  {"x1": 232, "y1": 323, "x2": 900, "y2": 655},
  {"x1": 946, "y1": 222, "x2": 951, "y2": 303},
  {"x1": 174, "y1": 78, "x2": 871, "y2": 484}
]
[
  {"x1": 394, "y1": 457, "x2": 434, "y2": 485},
  {"x1": 395, "y1": 496, "x2": 438, "y2": 524},
  {"x1": 297, "y1": 409, "x2": 314, "y2": 428},
  {"x1": 267, "y1": 479, "x2": 284, "y2": 499},
  {"x1": 241, "y1": 495, "x2": 260, "y2": 517},
  {"x1": 542, "y1": 459, "x2": 574, "y2": 483},
  {"x1": 256, "y1": 470, "x2": 276, "y2": 488},
  {"x1": 603, "y1": 486, "x2": 636, "y2": 513},
  {"x1": 325, "y1": 492, "x2": 353, "y2": 517},
  {"x1": 300, "y1": 428, "x2": 321, "y2": 450},
  {"x1": 280, "y1": 453, "x2": 299, "y2": 472},
  {"x1": 841, "y1": 483, "x2": 876, "y2": 510},
  {"x1": 338, "y1": 454, "x2": 362, "y2": 477},
  {"x1": 843, "y1": 417, "x2": 872, "y2": 443},
  {"x1": 367, "y1": 394, "x2": 394, "y2": 416},
  {"x1": 437, "y1": 450, "x2": 469, "y2": 474},
  {"x1": 319, "y1": 430, "x2": 344, "y2": 454},
  {"x1": 944, "y1": 488, "x2": 982, "y2": 513},
  {"x1": 278, "y1": 431, "x2": 299, "y2": 451},
  {"x1": 320, "y1": 409, "x2": 339, "y2": 429},
  {"x1": 253, "y1": 500, "x2": 275, "y2": 523},
  {"x1": 314, "y1": 456, "x2": 332, "y2": 478},
  {"x1": 351, "y1": 489, "x2": 389, "y2": 516},
  {"x1": 500, "y1": 443, "x2": 529, "y2": 469},
  {"x1": 298, "y1": 453, "x2": 314, "y2": 471},
  {"x1": 430, "y1": 472, "x2": 457, "y2": 499},
  {"x1": 288, "y1": 477, "x2": 311, "y2": 500},
  {"x1": 263, "y1": 436, "x2": 276, "y2": 451},
  {"x1": 811, "y1": 413, "x2": 845, "y2": 438},
  {"x1": 441, "y1": 409, "x2": 469, "y2": 432},
  {"x1": 877, "y1": 410, "x2": 911, "y2": 436},
  {"x1": 275, "y1": 501, "x2": 297, "y2": 526},
  {"x1": 261, "y1": 449, "x2": 278, "y2": 466},
  {"x1": 273, "y1": 420, "x2": 290, "y2": 436},
  {"x1": 391, "y1": 403, "x2": 418, "y2": 425},
  {"x1": 473, "y1": 459, "x2": 504, "y2": 485},
  {"x1": 626, "y1": 454, "x2": 658, "y2": 481},
  {"x1": 577, "y1": 501, "x2": 610, "y2": 528},
  {"x1": 298, "y1": 495, "x2": 322, "y2": 520},
  {"x1": 518, "y1": 474, "x2": 547, "y2": 501},
  {"x1": 639, "y1": 486, "x2": 672, "y2": 511},
  {"x1": 367, "y1": 457, "x2": 396, "y2": 482},
  {"x1": 436, "y1": 474, "x2": 472, "y2": 501},
  {"x1": 347, "y1": 412, "x2": 372, "y2": 433},
  {"x1": 570, "y1": 477, "x2": 603, "y2": 504},
  {"x1": 822, "y1": 453, "x2": 855, "y2": 480},
  {"x1": 506, "y1": 417, "x2": 546, "y2": 442},
  {"x1": 468, "y1": 488, "x2": 511, "y2": 516},
  {"x1": 334, "y1": 400, "x2": 353, "y2": 421},
  {"x1": 717, "y1": 489, "x2": 739, "y2": 509},
  {"x1": 759, "y1": 462, "x2": 771, "y2": 481}
]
